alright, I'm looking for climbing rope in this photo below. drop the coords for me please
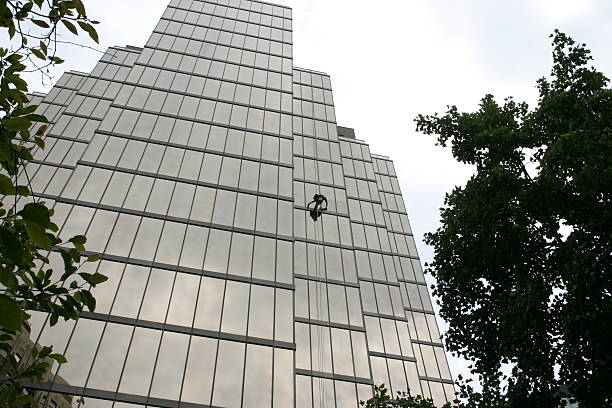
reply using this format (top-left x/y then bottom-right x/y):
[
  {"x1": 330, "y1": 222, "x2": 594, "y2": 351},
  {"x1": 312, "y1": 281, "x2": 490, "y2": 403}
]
[{"x1": 310, "y1": 136, "x2": 328, "y2": 408}]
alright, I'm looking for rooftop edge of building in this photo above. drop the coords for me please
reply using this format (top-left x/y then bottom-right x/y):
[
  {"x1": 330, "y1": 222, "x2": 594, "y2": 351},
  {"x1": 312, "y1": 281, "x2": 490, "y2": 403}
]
[
  {"x1": 241, "y1": 0, "x2": 292, "y2": 10},
  {"x1": 293, "y1": 66, "x2": 331, "y2": 77}
]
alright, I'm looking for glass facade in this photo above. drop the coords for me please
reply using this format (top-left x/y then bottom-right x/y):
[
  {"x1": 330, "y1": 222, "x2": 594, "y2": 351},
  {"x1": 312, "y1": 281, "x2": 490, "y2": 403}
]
[{"x1": 13, "y1": 0, "x2": 455, "y2": 406}]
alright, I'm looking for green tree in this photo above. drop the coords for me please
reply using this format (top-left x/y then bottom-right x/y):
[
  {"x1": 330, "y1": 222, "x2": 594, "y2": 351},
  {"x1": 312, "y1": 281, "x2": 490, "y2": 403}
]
[
  {"x1": 360, "y1": 385, "x2": 447, "y2": 408},
  {"x1": 0, "y1": 0, "x2": 105, "y2": 406},
  {"x1": 415, "y1": 30, "x2": 611, "y2": 407}
]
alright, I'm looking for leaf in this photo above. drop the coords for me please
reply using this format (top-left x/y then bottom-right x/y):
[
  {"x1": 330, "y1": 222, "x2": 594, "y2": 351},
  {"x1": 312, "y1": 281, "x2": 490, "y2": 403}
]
[
  {"x1": 19, "y1": 203, "x2": 51, "y2": 227},
  {"x1": 13, "y1": 104, "x2": 38, "y2": 116},
  {"x1": 20, "y1": 361, "x2": 50, "y2": 378},
  {"x1": 24, "y1": 221, "x2": 51, "y2": 250},
  {"x1": 69, "y1": 235, "x2": 86, "y2": 252},
  {"x1": 69, "y1": 235, "x2": 86, "y2": 245},
  {"x1": 78, "y1": 272, "x2": 107, "y2": 287},
  {"x1": 31, "y1": 19, "x2": 50, "y2": 28},
  {"x1": 21, "y1": 1, "x2": 33, "y2": 14},
  {"x1": 78, "y1": 290, "x2": 96, "y2": 311},
  {"x1": 8, "y1": 22, "x2": 15, "y2": 39},
  {"x1": 0, "y1": 174, "x2": 16, "y2": 195},
  {"x1": 25, "y1": 113, "x2": 48, "y2": 123},
  {"x1": 7, "y1": 62, "x2": 26, "y2": 72},
  {"x1": 49, "y1": 353, "x2": 67, "y2": 364},
  {"x1": 77, "y1": 21, "x2": 98, "y2": 43},
  {"x1": 6, "y1": 54, "x2": 23, "y2": 64},
  {"x1": 61, "y1": 19, "x2": 78, "y2": 35},
  {"x1": 0, "y1": 226, "x2": 24, "y2": 264},
  {"x1": 38, "y1": 345, "x2": 52, "y2": 358},
  {"x1": 0, "y1": 294, "x2": 23, "y2": 331},
  {"x1": 74, "y1": 0, "x2": 86, "y2": 17},
  {"x1": 69, "y1": 247, "x2": 81, "y2": 262},
  {"x1": 17, "y1": 146, "x2": 33, "y2": 160},
  {"x1": 34, "y1": 136, "x2": 45, "y2": 149},
  {"x1": 2, "y1": 117, "x2": 31, "y2": 132},
  {"x1": 15, "y1": 185, "x2": 30, "y2": 196},
  {"x1": 0, "y1": 267, "x2": 19, "y2": 290},
  {"x1": 87, "y1": 254, "x2": 101, "y2": 262},
  {"x1": 31, "y1": 48, "x2": 46, "y2": 61}
]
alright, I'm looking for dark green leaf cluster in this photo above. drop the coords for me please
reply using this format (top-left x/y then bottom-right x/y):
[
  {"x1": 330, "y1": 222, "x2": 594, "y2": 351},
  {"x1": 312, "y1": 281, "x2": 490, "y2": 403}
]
[
  {"x1": 415, "y1": 30, "x2": 611, "y2": 407},
  {"x1": 360, "y1": 384, "x2": 512, "y2": 408},
  {"x1": 360, "y1": 385, "x2": 447, "y2": 408}
]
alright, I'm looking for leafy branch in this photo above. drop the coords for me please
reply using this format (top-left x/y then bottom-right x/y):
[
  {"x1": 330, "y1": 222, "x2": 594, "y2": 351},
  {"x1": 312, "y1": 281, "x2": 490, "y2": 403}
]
[{"x1": 0, "y1": 0, "x2": 105, "y2": 405}]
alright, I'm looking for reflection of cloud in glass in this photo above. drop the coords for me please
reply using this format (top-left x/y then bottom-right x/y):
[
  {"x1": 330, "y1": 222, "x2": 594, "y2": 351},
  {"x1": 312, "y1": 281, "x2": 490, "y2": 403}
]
[
  {"x1": 139, "y1": 268, "x2": 173, "y2": 322},
  {"x1": 243, "y1": 344, "x2": 272, "y2": 407},
  {"x1": 166, "y1": 273, "x2": 199, "y2": 327},
  {"x1": 274, "y1": 348, "x2": 294, "y2": 406},
  {"x1": 90, "y1": 261, "x2": 125, "y2": 314},
  {"x1": 220, "y1": 280, "x2": 249, "y2": 335},
  {"x1": 247, "y1": 285, "x2": 274, "y2": 338},
  {"x1": 212, "y1": 340, "x2": 245, "y2": 406},
  {"x1": 194, "y1": 277, "x2": 224, "y2": 331},
  {"x1": 112, "y1": 264, "x2": 148, "y2": 318},
  {"x1": 119, "y1": 327, "x2": 160, "y2": 396},
  {"x1": 87, "y1": 323, "x2": 131, "y2": 391},
  {"x1": 181, "y1": 336, "x2": 216, "y2": 405},
  {"x1": 58, "y1": 319, "x2": 104, "y2": 387},
  {"x1": 150, "y1": 331, "x2": 189, "y2": 400}
]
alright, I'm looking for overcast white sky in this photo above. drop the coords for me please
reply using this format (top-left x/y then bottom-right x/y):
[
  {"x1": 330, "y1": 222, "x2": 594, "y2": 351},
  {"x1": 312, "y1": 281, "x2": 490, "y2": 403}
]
[{"x1": 26, "y1": 0, "x2": 612, "y2": 389}]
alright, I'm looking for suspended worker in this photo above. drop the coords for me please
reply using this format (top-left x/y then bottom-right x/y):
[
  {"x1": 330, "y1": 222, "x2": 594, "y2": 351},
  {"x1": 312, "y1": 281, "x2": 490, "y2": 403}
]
[{"x1": 306, "y1": 193, "x2": 328, "y2": 222}]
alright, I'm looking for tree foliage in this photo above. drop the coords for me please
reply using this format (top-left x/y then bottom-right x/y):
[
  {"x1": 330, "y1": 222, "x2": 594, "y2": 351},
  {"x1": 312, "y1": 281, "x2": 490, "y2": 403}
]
[
  {"x1": 415, "y1": 30, "x2": 611, "y2": 407},
  {"x1": 360, "y1": 385, "x2": 447, "y2": 408},
  {"x1": 0, "y1": 0, "x2": 104, "y2": 405}
]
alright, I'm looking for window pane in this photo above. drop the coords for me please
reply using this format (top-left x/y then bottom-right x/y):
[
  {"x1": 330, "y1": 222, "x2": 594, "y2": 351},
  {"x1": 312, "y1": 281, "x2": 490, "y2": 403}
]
[
  {"x1": 119, "y1": 327, "x2": 161, "y2": 395},
  {"x1": 248, "y1": 285, "x2": 274, "y2": 339},
  {"x1": 130, "y1": 218, "x2": 163, "y2": 260},
  {"x1": 60, "y1": 319, "x2": 104, "y2": 387},
  {"x1": 139, "y1": 268, "x2": 173, "y2": 322},
  {"x1": 252, "y1": 236, "x2": 275, "y2": 281},
  {"x1": 87, "y1": 323, "x2": 132, "y2": 391},
  {"x1": 204, "y1": 228, "x2": 231, "y2": 272},
  {"x1": 228, "y1": 232, "x2": 253, "y2": 277},
  {"x1": 179, "y1": 225, "x2": 208, "y2": 269},
  {"x1": 155, "y1": 221, "x2": 186, "y2": 265},
  {"x1": 273, "y1": 348, "x2": 294, "y2": 407},
  {"x1": 194, "y1": 277, "x2": 224, "y2": 331},
  {"x1": 112, "y1": 264, "x2": 148, "y2": 318},
  {"x1": 212, "y1": 341, "x2": 245, "y2": 406},
  {"x1": 182, "y1": 336, "x2": 217, "y2": 405},
  {"x1": 221, "y1": 281, "x2": 249, "y2": 335},
  {"x1": 150, "y1": 332, "x2": 189, "y2": 400},
  {"x1": 166, "y1": 273, "x2": 199, "y2": 326},
  {"x1": 275, "y1": 289, "x2": 293, "y2": 342},
  {"x1": 243, "y1": 344, "x2": 272, "y2": 408}
]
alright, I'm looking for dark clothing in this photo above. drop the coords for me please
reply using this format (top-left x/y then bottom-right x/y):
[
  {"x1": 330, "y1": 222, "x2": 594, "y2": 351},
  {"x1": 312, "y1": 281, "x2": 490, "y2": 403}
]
[{"x1": 307, "y1": 194, "x2": 328, "y2": 222}]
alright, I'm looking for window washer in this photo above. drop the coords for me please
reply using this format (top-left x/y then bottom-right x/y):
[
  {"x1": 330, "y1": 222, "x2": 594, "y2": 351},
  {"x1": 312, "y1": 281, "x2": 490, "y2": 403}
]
[{"x1": 306, "y1": 193, "x2": 328, "y2": 222}]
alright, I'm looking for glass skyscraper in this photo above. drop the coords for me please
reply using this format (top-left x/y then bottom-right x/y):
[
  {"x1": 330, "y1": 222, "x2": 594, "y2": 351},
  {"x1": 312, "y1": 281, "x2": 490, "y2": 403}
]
[{"x1": 16, "y1": 0, "x2": 456, "y2": 406}]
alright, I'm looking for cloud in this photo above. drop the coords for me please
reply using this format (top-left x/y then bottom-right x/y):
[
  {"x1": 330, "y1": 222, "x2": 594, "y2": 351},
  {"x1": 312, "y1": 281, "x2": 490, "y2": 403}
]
[{"x1": 530, "y1": 0, "x2": 594, "y2": 23}]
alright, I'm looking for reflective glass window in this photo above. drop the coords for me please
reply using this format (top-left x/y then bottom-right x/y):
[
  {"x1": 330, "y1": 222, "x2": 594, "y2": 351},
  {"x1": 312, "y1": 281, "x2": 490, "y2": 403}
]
[{"x1": 212, "y1": 340, "x2": 245, "y2": 406}]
